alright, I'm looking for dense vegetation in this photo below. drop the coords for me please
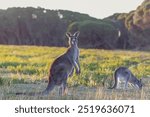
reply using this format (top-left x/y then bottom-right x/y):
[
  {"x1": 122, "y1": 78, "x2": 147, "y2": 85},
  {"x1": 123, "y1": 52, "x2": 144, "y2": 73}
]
[
  {"x1": 0, "y1": 7, "x2": 97, "y2": 47},
  {"x1": 67, "y1": 20, "x2": 119, "y2": 49},
  {"x1": 105, "y1": 0, "x2": 150, "y2": 50},
  {"x1": 0, "y1": 0, "x2": 149, "y2": 50}
]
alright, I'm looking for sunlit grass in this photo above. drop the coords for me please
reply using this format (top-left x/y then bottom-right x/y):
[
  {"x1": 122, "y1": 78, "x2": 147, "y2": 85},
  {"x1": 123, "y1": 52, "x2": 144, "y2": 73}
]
[{"x1": 0, "y1": 45, "x2": 150, "y2": 99}]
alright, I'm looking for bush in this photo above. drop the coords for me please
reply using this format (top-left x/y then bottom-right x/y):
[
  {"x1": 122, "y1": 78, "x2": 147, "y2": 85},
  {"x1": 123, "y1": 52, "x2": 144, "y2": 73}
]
[{"x1": 68, "y1": 20, "x2": 118, "y2": 49}]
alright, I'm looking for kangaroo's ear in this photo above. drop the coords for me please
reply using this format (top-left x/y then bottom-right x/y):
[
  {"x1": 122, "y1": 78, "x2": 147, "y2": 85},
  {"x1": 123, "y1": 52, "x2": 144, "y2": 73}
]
[
  {"x1": 66, "y1": 32, "x2": 72, "y2": 38},
  {"x1": 73, "y1": 31, "x2": 80, "y2": 37}
]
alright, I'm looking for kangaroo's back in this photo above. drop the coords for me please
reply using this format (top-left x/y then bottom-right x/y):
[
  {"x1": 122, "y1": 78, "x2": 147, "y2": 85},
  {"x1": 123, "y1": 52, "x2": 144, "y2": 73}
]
[
  {"x1": 109, "y1": 67, "x2": 143, "y2": 89},
  {"x1": 108, "y1": 67, "x2": 126, "y2": 89}
]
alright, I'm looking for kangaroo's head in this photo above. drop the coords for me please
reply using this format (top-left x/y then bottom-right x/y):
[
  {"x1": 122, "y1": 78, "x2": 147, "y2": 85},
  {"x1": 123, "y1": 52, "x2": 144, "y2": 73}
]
[
  {"x1": 66, "y1": 31, "x2": 80, "y2": 46},
  {"x1": 136, "y1": 78, "x2": 143, "y2": 89}
]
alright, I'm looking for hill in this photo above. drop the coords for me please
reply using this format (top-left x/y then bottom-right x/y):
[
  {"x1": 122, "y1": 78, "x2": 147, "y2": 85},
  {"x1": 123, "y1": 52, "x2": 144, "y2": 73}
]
[
  {"x1": 0, "y1": 0, "x2": 150, "y2": 50},
  {"x1": 0, "y1": 7, "x2": 97, "y2": 46}
]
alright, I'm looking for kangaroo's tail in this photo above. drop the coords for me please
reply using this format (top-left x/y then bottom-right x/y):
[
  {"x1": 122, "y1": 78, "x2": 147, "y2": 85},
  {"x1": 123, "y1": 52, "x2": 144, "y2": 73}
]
[
  {"x1": 41, "y1": 77, "x2": 55, "y2": 95},
  {"x1": 108, "y1": 71, "x2": 118, "y2": 89}
]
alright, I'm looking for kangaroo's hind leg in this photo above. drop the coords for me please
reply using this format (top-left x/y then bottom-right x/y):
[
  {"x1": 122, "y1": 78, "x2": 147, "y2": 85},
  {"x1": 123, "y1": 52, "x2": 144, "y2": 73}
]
[
  {"x1": 59, "y1": 73, "x2": 68, "y2": 96},
  {"x1": 59, "y1": 81, "x2": 67, "y2": 96},
  {"x1": 124, "y1": 76, "x2": 130, "y2": 89},
  {"x1": 124, "y1": 80, "x2": 128, "y2": 89}
]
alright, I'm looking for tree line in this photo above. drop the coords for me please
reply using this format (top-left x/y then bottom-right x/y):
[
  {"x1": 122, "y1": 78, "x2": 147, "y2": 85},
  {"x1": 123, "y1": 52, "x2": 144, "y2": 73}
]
[{"x1": 0, "y1": 0, "x2": 149, "y2": 50}]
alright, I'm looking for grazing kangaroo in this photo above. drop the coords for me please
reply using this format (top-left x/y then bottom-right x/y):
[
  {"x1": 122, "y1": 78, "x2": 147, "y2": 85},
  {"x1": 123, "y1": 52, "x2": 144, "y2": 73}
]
[
  {"x1": 16, "y1": 31, "x2": 81, "y2": 96},
  {"x1": 109, "y1": 67, "x2": 143, "y2": 90}
]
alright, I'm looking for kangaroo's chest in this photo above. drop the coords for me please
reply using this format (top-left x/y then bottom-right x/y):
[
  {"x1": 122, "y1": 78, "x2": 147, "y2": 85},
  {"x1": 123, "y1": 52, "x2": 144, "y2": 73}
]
[
  {"x1": 71, "y1": 48, "x2": 79, "y2": 59},
  {"x1": 74, "y1": 48, "x2": 79, "y2": 57}
]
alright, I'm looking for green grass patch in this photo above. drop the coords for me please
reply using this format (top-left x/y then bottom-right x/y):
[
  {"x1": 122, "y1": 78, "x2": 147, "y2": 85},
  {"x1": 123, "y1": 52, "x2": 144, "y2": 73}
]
[{"x1": 0, "y1": 45, "x2": 149, "y2": 87}]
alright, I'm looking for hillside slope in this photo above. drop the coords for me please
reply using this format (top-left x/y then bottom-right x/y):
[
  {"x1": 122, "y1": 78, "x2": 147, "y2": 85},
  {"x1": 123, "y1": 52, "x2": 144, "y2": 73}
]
[
  {"x1": 0, "y1": 0, "x2": 150, "y2": 50},
  {"x1": 0, "y1": 7, "x2": 97, "y2": 46}
]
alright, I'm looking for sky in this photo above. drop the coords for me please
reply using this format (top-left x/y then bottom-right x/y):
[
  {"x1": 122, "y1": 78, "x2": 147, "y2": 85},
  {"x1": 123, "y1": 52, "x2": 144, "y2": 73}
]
[{"x1": 0, "y1": 0, "x2": 144, "y2": 19}]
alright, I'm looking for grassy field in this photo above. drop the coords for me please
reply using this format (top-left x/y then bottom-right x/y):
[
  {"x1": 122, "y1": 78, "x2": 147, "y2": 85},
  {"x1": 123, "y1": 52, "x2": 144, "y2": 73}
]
[{"x1": 0, "y1": 45, "x2": 150, "y2": 99}]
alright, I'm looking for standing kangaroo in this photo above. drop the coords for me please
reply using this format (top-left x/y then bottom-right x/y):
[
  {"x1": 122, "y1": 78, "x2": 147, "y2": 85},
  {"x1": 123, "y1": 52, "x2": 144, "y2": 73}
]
[
  {"x1": 109, "y1": 67, "x2": 143, "y2": 90},
  {"x1": 42, "y1": 31, "x2": 81, "y2": 95},
  {"x1": 16, "y1": 31, "x2": 80, "y2": 96}
]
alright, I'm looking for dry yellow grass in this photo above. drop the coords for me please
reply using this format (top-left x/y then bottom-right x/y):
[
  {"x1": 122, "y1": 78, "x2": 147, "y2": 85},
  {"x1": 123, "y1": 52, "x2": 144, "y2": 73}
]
[{"x1": 0, "y1": 77, "x2": 149, "y2": 100}]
